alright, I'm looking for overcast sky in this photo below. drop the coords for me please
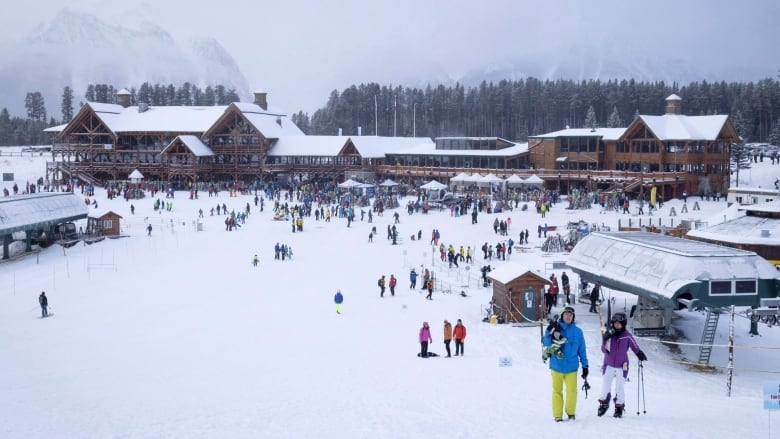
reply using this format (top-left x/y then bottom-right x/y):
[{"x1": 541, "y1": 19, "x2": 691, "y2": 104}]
[{"x1": 3, "y1": 0, "x2": 779, "y2": 113}]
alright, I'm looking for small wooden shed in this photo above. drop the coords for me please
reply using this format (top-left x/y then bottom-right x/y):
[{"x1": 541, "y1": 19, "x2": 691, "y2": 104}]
[
  {"x1": 87, "y1": 210, "x2": 123, "y2": 236},
  {"x1": 488, "y1": 263, "x2": 550, "y2": 323}
]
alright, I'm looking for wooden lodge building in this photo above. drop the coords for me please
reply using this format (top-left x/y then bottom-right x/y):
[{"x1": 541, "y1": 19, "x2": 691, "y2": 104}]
[
  {"x1": 528, "y1": 94, "x2": 738, "y2": 199},
  {"x1": 45, "y1": 91, "x2": 737, "y2": 197}
]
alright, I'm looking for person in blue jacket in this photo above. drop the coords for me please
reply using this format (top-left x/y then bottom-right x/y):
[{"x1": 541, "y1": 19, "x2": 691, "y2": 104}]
[
  {"x1": 334, "y1": 290, "x2": 344, "y2": 314},
  {"x1": 542, "y1": 306, "x2": 589, "y2": 422}
]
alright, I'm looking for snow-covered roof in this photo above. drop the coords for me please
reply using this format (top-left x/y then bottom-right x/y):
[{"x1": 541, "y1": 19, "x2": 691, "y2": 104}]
[
  {"x1": 267, "y1": 136, "x2": 350, "y2": 156},
  {"x1": 350, "y1": 136, "x2": 435, "y2": 159},
  {"x1": 63, "y1": 102, "x2": 303, "y2": 139},
  {"x1": 0, "y1": 192, "x2": 89, "y2": 235},
  {"x1": 638, "y1": 114, "x2": 728, "y2": 141},
  {"x1": 488, "y1": 263, "x2": 548, "y2": 284},
  {"x1": 666, "y1": 94, "x2": 682, "y2": 101},
  {"x1": 687, "y1": 201, "x2": 780, "y2": 246},
  {"x1": 43, "y1": 124, "x2": 67, "y2": 133},
  {"x1": 530, "y1": 127, "x2": 626, "y2": 141},
  {"x1": 88, "y1": 209, "x2": 123, "y2": 219},
  {"x1": 233, "y1": 102, "x2": 305, "y2": 138},
  {"x1": 160, "y1": 135, "x2": 215, "y2": 157},
  {"x1": 389, "y1": 141, "x2": 528, "y2": 157},
  {"x1": 87, "y1": 102, "x2": 226, "y2": 133},
  {"x1": 567, "y1": 232, "x2": 779, "y2": 306}
]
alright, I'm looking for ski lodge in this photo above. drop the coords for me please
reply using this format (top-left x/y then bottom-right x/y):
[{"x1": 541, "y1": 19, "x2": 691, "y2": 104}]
[{"x1": 44, "y1": 91, "x2": 737, "y2": 198}]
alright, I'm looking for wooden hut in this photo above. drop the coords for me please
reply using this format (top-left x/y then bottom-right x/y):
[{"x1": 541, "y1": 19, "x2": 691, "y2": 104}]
[
  {"x1": 87, "y1": 210, "x2": 123, "y2": 236},
  {"x1": 488, "y1": 264, "x2": 550, "y2": 323}
]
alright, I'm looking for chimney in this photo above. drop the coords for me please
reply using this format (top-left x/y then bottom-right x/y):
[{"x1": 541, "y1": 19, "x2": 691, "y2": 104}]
[
  {"x1": 253, "y1": 89, "x2": 268, "y2": 110},
  {"x1": 116, "y1": 88, "x2": 131, "y2": 108},
  {"x1": 138, "y1": 103, "x2": 149, "y2": 113},
  {"x1": 338, "y1": 128, "x2": 342, "y2": 136},
  {"x1": 358, "y1": 126, "x2": 362, "y2": 136},
  {"x1": 665, "y1": 94, "x2": 682, "y2": 115}
]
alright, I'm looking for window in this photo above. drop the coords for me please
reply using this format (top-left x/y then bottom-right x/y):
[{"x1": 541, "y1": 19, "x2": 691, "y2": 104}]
[
  {"x1": 710, "y1": 279, "x2": 757, "y2": 295},
  {"x1": 710, "y1": 281, "x2": 731, "y2": 295}
]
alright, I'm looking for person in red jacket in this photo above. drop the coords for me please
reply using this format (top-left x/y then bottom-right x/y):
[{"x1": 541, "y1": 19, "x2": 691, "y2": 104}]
[
  {"x1": 389, "y1": 275, "x2": 397, "y2": 296},
  {"x1": 453, "y1": 319, "x2": 467, "y2": 356}
]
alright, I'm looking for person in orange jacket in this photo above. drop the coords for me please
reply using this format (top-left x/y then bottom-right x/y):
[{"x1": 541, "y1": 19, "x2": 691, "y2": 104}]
[
  {"x1": 443, "y1": 320, "x2": 453, "y2": 357},
  {"x1": 453, "y1": 319, "x2": 467, "y2": 356}
]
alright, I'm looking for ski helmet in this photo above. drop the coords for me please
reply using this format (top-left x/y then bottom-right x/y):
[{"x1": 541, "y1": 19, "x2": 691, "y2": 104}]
[
  {"x1": 611, "y1": 312, "x2": 628, "y2": 332},
  {"x1": 562, "y1": 306, "x2": 575, "y2": 321}
]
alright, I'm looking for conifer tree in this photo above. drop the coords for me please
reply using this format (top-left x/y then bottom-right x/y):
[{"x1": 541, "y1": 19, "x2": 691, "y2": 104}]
[
  {"x1": 730, "y1": 142, "x2": 752, "y2": 187},
  {"x1": 61, "y1": 86, "x2": 74, "y2": 123}
]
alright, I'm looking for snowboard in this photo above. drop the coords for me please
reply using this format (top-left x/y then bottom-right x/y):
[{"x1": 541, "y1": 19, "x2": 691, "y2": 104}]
[{"x1": 417, "y1": 352, "x2": 439, "y2": 358}]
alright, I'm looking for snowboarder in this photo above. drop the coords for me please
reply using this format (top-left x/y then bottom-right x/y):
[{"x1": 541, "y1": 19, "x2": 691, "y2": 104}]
[
  {"x1": 597, "y1": 312, "x2": 647, "y2": 418},
  {"x1": 453, "y1": 319, "x2": 466, "y2": 356},
  {"x1": 334, "y1": 290, "x2": 344, "y2": 314},
  {"x1": 146, "y1": 224, "x2": 152, "y2": 236},
  {"x1": 419, "y1": 322, "x2": 432, "y2": 358},
  {"x1": 38, "y1": 291, "x2": 48, "y2": 317},
  {"x1": 542, "y1": 306, "x2": 589, "y2": 422}
]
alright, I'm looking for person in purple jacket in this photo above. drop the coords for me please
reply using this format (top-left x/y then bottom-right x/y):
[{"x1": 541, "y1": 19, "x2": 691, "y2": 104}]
[
  {"x1": 419, "y1": 322, "x2": 433, "y2": 358},
  {"x1": 597, "y1": 312, "x2": 647, "y2": 418}
]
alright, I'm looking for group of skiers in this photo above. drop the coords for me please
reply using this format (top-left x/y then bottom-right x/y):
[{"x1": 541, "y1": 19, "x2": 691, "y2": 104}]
[
  {"x1": 419, "y1": 319, "x2": 466, "y2": 358},
  {"x1": 542, "y1": 304, "x2": 647, "y2": 422}
]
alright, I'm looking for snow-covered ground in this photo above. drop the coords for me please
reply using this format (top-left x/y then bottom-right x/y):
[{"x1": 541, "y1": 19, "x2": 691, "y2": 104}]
[{"x1": 1, "y1": 147, "x2": 779, "y2": 438}]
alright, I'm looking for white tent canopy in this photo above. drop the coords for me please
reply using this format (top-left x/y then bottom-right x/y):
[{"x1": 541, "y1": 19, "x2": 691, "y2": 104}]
[
  {"x1": 464, "y1": 173, "x2": 483, "y2": 183},
  {"x1": 505, "y1": 174, "x2": 526, "y2": 186},
  {"x1": 420, "y1": 180, "x2": 447, "y2": 190},
  {"x1": 338, "y1": 179, "x2": 362, "y2": 189},
  {"x1": 128, "y1": 169, "x2": 144, "y2": 182},
  {"x1": 379, "y1": 178, "x2": 398, "y2": 187},
  {"x1": 450, "y1": 172, "x2": 470, "y2": 183},
  {"x1": 524, "y1": 174, "x2": 544, "y2": 185}
]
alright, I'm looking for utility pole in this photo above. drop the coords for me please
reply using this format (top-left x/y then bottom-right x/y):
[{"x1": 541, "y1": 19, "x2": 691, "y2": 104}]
[
  {"x1": 393, "y1": 95, "x2": 397, "y2": 137},
  {"x1": 374, "y1": 95, "x2": 378, "y2": 136},
  {"x1": 413, "y1": 102, "x2": 416, "y2": 137}
]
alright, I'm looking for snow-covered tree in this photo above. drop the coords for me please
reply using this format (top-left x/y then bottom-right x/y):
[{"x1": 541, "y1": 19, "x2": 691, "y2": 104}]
[
  {"x1": 61, "y1": 86, "x2": 74, "y2": 123},
  {"x1": 584, "y1": 105, "x2": 597, "y2": 129},
  {"x1": 768, "y1": 115, "x2": 780, "y2": 146},
  {"x1": 730, "y1": 142, "x2": 752, "y2": 187},
  {"x1": 606, "y1": 105, "x2": 623, "y2": 128}
]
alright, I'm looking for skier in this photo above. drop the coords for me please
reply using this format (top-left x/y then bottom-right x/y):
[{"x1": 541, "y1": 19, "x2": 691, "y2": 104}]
[
  {"x1": 561, "y1": 272, "x2": 571, "y2": 304},
  {"x1": 425, "y1": 278, "x2": 434, "y2": 300},
  {"x1": 453, "y1": 319, "x2": 467, "y2": 356},
  {"x1": 419, "y1": 322, "x2": 432, "y2": 358},
  {"x1": 146, "y1": 224, "x2": 152, "y2": 236},
  {"x1": 409, "y1": 268, "x2": 418, "y2": 289},
  {"x1": 389, "y1": 275, "x2": 397, "y2": 296},
  {"x1": 542, "y1": 306, "x2": 589, "y2": 422},
  {"x1": 378, "y1": 275, "x2": 386, "y2": 297},
  {"x1": 38, "y1": 291, "x2": 48, "y2": 317},
  {"x1": 589, "y1": 282, "x2": 602, "y2": 313},
  {"x1": 443, "y1": 320, "x2": 453, "y2": 358},
  {"x1": 597, "y1": 312, "x2": 647, "y2": 418},
  {"x1": 252, "y1": 254, "x2": 259, "y2": 267},
  {"x1": 334, "y1": 290, "x2": 344, "y2": 314}
]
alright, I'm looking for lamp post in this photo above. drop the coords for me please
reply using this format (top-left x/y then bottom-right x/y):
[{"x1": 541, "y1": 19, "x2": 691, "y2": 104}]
[{"x1": 557, "y1": 173, "x2": 561, "y2": 193}]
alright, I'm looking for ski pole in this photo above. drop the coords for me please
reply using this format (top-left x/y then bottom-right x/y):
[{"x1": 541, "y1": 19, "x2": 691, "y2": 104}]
[
  {"x1": 637, "y1": 361, "x2": 641, "y2": 415},
  {"x1": 640, "y1": 361, "x2": 647, "y2": 414}
]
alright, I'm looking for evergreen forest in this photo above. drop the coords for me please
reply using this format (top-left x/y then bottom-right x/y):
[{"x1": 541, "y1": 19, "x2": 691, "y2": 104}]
[{"x1": 2, "y1": 77, "x2": 780, "y2": 147}]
